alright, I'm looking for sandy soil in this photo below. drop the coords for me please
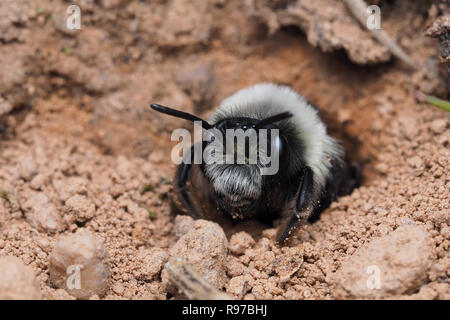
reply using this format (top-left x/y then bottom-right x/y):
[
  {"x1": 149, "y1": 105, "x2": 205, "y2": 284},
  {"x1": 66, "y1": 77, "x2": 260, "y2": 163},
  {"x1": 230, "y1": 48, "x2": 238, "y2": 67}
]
[{"x1": 0, "y1": 0, "x2": 449, "y2": 300}]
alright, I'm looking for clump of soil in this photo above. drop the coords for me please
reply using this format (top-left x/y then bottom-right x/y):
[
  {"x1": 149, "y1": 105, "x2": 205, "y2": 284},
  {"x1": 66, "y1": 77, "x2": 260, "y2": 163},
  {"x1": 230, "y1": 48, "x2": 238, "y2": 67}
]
[
  {"x1": 0, "y1": 255, "x2": 41, "y2": 300},
  {"x1": 49, "y1": 229, "x2": 110, "y2": 299},
  {"x1": 0, "y1": 0, "x2": 448, "y2": 300}
]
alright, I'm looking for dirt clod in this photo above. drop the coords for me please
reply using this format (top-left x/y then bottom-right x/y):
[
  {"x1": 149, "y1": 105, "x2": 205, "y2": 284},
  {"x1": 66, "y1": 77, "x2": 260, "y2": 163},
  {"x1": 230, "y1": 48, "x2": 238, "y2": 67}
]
[
  {"x1": 334, "y1": 225, "x2": 436, "y2": 299},
  {"x1": 174, "y1": 215, "x2": 196, "y2": 240},
  {"x1": 134, "y1": 248, "x2": 168, "y2": 282},
  {"x1": 167, "y1": 219, "x2": 228, "y2": 291},
  {"x1": 49, "y1": 229, "x2": 110, "y2": 299},
  {"x1": 229, "y1": 232, "x2": 256, "y2": 255},
  {"x1": 0, "y1": 256, "x2": 41, "y2": 300},
  {"x1": 23, "y1": 192, "x2": 65, "y2": 234},
  {"x1": 64, "y1": 195, "x2": 96, "y2": 224}
]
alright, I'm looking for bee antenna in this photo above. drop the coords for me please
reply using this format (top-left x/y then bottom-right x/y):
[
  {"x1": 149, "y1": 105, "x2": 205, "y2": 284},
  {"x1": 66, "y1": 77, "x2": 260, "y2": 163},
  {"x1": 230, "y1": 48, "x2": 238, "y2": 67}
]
[
  {"x1": 255, "y1": 111, "x2": 293, "y2": 129},
  {"x1": 150, "y1": 104, "x2": 212, "y2": 129}
]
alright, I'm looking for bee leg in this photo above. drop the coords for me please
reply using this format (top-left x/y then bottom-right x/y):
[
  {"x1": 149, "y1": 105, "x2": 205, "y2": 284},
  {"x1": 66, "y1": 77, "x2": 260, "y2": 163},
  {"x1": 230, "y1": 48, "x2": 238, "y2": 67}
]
[
  {"x1": 348, "y1": 161, "x2": 362, "y2": 191},
  {"x1": 308, "y1": 159, "x2": 361, "y2": 223},
  {"x1": 174, "y1": 146, "x2": 202, "y2": 219},
  {"x1": 277, "y1": 167, "x2": 315, "y2": 244},
  {"x1": 296, "y1": 166, "x2": 314, "y2": 212}
]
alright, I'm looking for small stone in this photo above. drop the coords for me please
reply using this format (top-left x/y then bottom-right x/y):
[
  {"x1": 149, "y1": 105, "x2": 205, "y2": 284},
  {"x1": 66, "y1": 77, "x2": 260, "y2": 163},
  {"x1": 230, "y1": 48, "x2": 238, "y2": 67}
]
[
  {"x1": 49, "y1": 229, "x2": 110, "y2": 299},
  {"x1": 135, "y1": 248, "x2": 168, "y2": 281},
  {"x1": 112, "y1": 282, "x2": 124, "y2": 295},
  {"x1": 337, "y1": 109, "x2": 351, "y2": 123},
  {"x1": 17, "y1": 155, "x2": 38, "y2": 181},
  {"x1": 65, "y1": 194, "x2": 96, "y2": 223},
  {"x1": 23, "y1": 192, "x2": 65, "y2": 234},
  {"x1": 334, "y1": 225, "x2": 435, "y2": 299},
  {"x1": 174, "y1": 215, "x2": 195, "y2": 239},
  {"x1": 0, "y1": 256, "x2": 41, "y2": 299},
  {"x1": 407, "y1": 156, "x2": 424, "y2": 169},
  {"x1": 116, "y1": 156, "x2": 135, "y2": 179},
  {"x1": 226, "y1": 256, "x2": 246, "y2": 277},
  {"x1": 30, "y1": 174, "x2": 48, "y2": 190},
  {"x1": 53, "y1": 177, "x2": 88, "y2": 202},
  {"x1": 0, "y1": 97, "x2": 13, "y2": 116},
  {"x1": 35, "y1": 237, "x2": 51, "y2": 252},
  {"x1": 167, "y1": 219, "x2": 228, "y2": 289},
  {"x1": 261, "y1": 228, "x2": 277, "y2": 240},
  {"x1": 375, "y1": 162, "x2": 388, "y2": 174},
  {"x1": 275, "y1": 246, "x2": 304, "y2": 283},
  {"x1": 430, "y1": 119, "x2": 448, "y2": 134},
  {"x1": 226, "y1": 274, "x2": 253, "y2": 297},
  {"x1": 398, "y1": 115, "x2": 419, "y2": 139},
  {"x1": 148, "y1": 150, "x2": 165, "y2": 164},
  {"x1": 229, "y1": 231, "x2": 255, "y2": 255}
]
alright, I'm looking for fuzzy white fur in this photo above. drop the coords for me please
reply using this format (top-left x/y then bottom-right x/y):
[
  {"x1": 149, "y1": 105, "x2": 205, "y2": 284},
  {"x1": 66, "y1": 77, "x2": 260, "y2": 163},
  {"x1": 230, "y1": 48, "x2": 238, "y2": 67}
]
[{"x1": 210, "y1": 83, "x2": 343, "y2": 187}]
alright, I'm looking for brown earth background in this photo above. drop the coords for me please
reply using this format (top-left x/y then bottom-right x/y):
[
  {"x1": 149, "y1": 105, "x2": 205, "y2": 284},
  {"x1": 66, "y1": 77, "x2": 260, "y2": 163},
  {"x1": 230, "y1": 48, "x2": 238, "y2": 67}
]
[{"x1": 0, "y1": 0, "x2": 449, "y2": 300}]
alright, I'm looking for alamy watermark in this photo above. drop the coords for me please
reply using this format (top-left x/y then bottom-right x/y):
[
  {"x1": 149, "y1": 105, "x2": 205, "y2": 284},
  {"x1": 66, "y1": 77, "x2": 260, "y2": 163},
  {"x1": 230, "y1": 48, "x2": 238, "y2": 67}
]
[
  {"x1": 66, "y1": 5, "x2": 81, "y2": 30},
  {"x1": 366, "y1": 5, "x2": 381, "y2": 30},
  {"x1": 366, "y1": 265, "x2": 381, "y2": 290},
  {"x1": 63, "y1": 4, "x2": 381, "y2": 33},
  {"x1": 66, "y1": 264, "x2": 82, "y2": 290}
]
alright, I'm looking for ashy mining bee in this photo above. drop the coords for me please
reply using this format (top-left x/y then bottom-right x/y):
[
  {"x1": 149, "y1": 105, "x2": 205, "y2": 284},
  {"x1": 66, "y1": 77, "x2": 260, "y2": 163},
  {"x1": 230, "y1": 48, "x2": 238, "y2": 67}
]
[{"x1": 151, "y1": 83, "x2": 360, "y2": 243}]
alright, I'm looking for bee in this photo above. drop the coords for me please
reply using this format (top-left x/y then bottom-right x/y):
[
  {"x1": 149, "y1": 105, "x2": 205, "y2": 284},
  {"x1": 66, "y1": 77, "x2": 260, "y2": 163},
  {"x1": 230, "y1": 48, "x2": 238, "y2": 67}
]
[{"x1": 151, "y1": 83, "x2": 360, "y2": 243}]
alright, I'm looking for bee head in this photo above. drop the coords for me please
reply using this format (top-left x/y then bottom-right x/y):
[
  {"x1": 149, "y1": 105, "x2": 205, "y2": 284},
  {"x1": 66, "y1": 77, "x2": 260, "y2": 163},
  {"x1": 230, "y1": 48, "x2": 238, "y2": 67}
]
[{"x1": 150, "y1": 103, "x2": 292, "y2": 217}]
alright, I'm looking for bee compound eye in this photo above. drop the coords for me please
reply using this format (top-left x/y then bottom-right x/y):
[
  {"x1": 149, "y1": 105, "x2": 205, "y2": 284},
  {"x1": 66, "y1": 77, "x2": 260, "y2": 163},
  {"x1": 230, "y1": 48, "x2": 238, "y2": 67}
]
[{"x1": 274, "y1": 135, "x2": 283, "y2": 154}]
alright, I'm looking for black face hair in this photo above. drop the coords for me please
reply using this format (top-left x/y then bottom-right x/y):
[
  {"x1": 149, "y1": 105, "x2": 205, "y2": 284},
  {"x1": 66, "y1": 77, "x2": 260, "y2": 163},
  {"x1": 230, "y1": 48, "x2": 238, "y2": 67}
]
[{"x1": 150, "y1": 103, "x2": 293, "y2": 130}]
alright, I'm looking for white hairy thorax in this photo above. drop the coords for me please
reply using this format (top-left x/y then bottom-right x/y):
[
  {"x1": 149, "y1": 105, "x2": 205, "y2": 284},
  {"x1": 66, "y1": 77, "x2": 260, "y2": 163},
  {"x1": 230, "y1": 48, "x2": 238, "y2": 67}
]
[{"x1": 209, "y1": 83, "x2": 343, "y2": 192}]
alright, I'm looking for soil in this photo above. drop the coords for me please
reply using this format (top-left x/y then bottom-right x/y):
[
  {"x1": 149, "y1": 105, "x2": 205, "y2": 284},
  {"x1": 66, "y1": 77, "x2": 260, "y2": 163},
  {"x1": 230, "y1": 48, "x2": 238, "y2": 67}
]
[{"x1": 0, "y1": 0, "x2": 449, "y2": 300}]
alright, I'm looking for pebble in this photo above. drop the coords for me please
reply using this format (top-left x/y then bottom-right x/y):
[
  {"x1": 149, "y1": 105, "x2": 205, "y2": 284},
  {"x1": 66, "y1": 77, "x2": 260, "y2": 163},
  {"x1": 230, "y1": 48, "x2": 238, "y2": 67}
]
[
  {"x1": 49, "y1": 229, "x2": 110, "y2": 299},
  {"x1": 0, "y1": 256, "x2": 41, "y2": 299},
  {"x1": 65, "y1": 194, "x2": 96, "y2": 223},
  {"x1": 17, "y1": 155, "x2": 38, "y2": 181},
  {"x1": 167, "y1": 219, "x2": 228, "y2": 289},
  {"x1": 174, "y1": 215, "x2": 195, "y2": 240},
  {"x1": 229, "y1": 231, "x2": 255, "y2": 255},
  {"x1": 23, "y1": 192, "x2": 65, "y2": 234},
  {"x1": 334, "y1": 225, "x2": 435, "y2": 298},
  {"x1": 135, "y1": 248, "x2": 168, "y2": 281}
]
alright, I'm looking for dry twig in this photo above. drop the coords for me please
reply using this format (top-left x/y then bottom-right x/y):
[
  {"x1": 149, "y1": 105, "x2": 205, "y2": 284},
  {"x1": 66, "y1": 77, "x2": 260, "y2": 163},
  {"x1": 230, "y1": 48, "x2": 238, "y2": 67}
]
[
  {"x1": 343, "y1": 0, "x2": 420, "y2": 70},
  {"x1": 165, "y1": 257, "x2": 232, "y2": 300}
]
